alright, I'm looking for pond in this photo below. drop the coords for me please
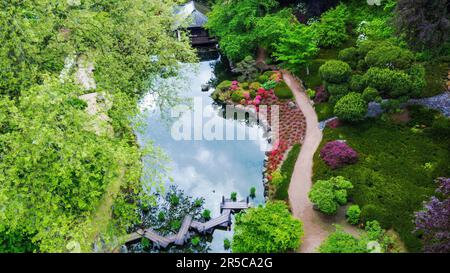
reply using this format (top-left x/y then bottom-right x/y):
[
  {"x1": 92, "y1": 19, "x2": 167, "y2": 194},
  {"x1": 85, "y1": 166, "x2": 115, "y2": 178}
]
[{"x1": 136, "y1": 55, "x2": 267, "y2": 252}]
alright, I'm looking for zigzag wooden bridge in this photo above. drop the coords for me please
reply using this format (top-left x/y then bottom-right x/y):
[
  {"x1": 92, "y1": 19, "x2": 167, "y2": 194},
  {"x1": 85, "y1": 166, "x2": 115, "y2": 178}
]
[{"x1": 124, "y1": 196, "x2": 251, "y2": 248}]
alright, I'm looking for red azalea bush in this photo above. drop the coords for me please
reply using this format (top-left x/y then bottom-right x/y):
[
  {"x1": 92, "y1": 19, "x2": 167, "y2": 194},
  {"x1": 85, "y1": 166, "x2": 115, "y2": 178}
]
[
  {"x1": 266, "y1": 139, "x2": 288, "y2": 175},
  {"x1": 320, "y1": 140, "x2": 358, "y2": 169},
  {"x1": 314, "y1": 85, "x2": 329, "y2": 104}
]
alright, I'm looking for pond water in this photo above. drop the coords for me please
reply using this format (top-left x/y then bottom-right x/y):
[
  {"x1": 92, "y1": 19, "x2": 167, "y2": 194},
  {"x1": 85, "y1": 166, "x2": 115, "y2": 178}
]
[{"x1": 137, "y1": 56, "x2": 267, "y2": 252}]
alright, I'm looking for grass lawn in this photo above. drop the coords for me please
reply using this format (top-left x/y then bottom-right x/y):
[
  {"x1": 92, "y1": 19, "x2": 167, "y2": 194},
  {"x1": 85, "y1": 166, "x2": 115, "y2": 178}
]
[
  {"x1": 274, "y1": 144, "x2": 301, "y2": 201},
  {"x1": 312, "y1": 109, "x2": 450, "y2": 252},
  {"x1": 314, "y1": 102, "x2": 335, "y2": 121}
]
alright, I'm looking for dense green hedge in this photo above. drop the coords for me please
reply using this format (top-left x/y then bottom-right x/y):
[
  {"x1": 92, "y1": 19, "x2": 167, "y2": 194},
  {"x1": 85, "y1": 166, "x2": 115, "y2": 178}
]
[{"x1": 312, "y1": 114, "x2": 450, "y2": 251}]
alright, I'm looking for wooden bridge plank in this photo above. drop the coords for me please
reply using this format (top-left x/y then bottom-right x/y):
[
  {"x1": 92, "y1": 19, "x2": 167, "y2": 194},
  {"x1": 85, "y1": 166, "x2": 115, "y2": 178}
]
[{"x1": 175, "y1": 215, "x2": 193, "y2": 245}]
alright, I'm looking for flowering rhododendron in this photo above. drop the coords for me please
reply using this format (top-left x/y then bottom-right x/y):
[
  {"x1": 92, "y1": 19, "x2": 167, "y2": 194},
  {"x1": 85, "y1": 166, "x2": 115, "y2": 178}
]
[
  {"x1": 415, "y1": 177, "x2": 450, "y2": 253},
  {"x1": 231, "y1": 80, "x2": 239, "y2": 86},
  {"x1": 243, "y1": 92, "x2": 250, "y2": 100},
  {"x1": 320, "y1": 140, "x2": 358, "y2": 169}
]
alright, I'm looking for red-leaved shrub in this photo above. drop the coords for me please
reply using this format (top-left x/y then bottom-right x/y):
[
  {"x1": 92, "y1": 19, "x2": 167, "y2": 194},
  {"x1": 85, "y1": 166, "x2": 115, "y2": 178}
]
[
  {"x1": 326, "y1": 118, "x2": 341, "y2": 129},
  {"x1": 320, "y1": 140, "x2": 358, "y2": 169},
  {"x1": 314, "y1": 85, "x2": 329, "y2": 104}
]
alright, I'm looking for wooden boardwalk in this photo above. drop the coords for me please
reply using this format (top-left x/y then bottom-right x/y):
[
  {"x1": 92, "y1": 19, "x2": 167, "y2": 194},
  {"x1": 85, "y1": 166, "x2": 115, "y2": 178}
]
[
  {"x1": 175, "y1": 215, "x2": 193, "y2": 245},
  {"x1": 124, "y1": 196, "x2": 250, "y2": 248}
]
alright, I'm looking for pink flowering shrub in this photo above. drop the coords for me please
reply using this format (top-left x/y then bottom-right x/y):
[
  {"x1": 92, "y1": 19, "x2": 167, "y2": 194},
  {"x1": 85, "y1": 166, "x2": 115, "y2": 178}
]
[
  {"x1": 320, "y1": 140, "x2": 358, "y2": 169},
  {"x1": 314, "y1": 85, "x2": 329, "y2": 104},
  {"x1": 230, "y1": 80, "x2": 239, "y2": 91}
]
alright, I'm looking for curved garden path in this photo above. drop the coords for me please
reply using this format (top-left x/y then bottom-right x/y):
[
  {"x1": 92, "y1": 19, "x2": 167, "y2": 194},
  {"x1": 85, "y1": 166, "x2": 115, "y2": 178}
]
[{"x1": 281, "y1": 70, "x2": 359, "y2": 253}]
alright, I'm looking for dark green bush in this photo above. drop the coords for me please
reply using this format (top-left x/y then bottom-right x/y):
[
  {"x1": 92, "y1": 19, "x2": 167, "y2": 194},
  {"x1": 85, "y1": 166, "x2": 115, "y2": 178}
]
[
  {"x1": 326, "y1": 82, "x2": 350, "y2": 97},
  {"x1": 408, "y1": 64, "x2": 426, "y2": 98},
  {"x1": 338, "y1": 47, "x2": 359, "y2": 68},
  {"x1": 274, "y1": 81, "x2": 293, "y2": 99},
  {"x1": 334, "y1": 92, "x2": 368, "y2": 121},
  {"x1": 360, "y1": 205, "x2": 391, "y2": 229},
  {"x1": 362, "y1": 87, "x2": 379, "y2": 102},
  {"x1": 381, "y1": 99, "x2": 401, "y2": 113},
  {"x1": 349, "y1": 74, "x2": 366, "y2": 92},
  {"x1": 364, "y1": 67, "x2": 412, "y2": 98},
  {"x1": 319, "y1": 60, "x2": 352, "y2": 84},
  {"x1": 365, "y1": 45, "x2": 414, "y2": 70}
]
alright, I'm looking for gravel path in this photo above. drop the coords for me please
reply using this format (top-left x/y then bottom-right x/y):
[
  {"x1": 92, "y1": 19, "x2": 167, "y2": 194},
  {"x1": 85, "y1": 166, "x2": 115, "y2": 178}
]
[{"x1": 282, "y1": 70, "x2": 359, "y2": 252}]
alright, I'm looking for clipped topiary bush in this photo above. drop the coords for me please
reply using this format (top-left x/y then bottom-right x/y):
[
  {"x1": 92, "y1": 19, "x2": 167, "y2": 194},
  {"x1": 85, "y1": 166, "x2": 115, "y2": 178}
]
[
  {"x1": 349, "y1": 74, "x2": 366, "y2": 92},
  {"x1": 274, "y1": 81, "x2": 293, "y2": 99},
  {"x1": 326, "y1": 82, "x2": 350, "y2": 103},
  {"x1": 320, "y1": 140, "x2": 358, "y2": 169},
  {"x1": 346, "y1": 205, "x2": 361, "y2": 225},
  {"x1": 309, "y1": 176, "x2": 354, "y2": 215},
  {"x1": 334, "y1": 92, "x2": 368, "y2": 122},
  {"x1": 362, "y1": 87, "x2": 379, "y2": 102},
  {"x1": 364, "y1": 45, "x2": 414, "y2": 70},
  {"x1": 364, "y1": 67, "x2": 412, "y2": 98},
  {"x1": 319, "y1": 60, "x2": 352, "y2": 84},
  {"x1": 338, "y1": 47, "x2": 359, "y2": 68}
]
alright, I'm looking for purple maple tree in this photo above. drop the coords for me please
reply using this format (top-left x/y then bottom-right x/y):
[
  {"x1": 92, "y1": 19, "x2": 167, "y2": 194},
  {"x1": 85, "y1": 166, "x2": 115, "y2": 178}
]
[
  {"x1": 320, "y1": 140, "x2": 358, "y2": 169},
  {"x1": 415, "y1": 177, "x2": 450, "y2": 253}
]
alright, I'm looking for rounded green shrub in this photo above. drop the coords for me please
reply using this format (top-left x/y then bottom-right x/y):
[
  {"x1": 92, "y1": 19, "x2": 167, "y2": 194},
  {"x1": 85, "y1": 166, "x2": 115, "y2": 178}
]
[
  {"x1": 334, "y1": 92, "x2": 368, "y2": 121},
  {"x1": 362, "y1": 87, "x2": 379, "y2": 102},
  {"x1": 338, "y1": 47, "x2": 359, "y2": 68},
  {"x1": 326, "y1": 82, "x2": 350, "y2": 97},
  {"x1": 231, "y1": 90, "x2": 244, "y2": 102},
  {"x1": 365, "y1": 45, "x2": 414, "y2": 70},
  {"x1": 216, "y1": 80, "x2": 232, "y2": 92},
  {"x1": 346, "y1": 205, "x2": 361, "y2": 225},
  {"x1": 319, "y1": 60, "x2": 352, "y2": 84},
  {"x1": 274, "y1": 81, "x2": 293, "y2": 99},
  {"x1": 364, "y1": 67, "x2": 412, "y2": 98},
  {"x1": 349, "y1": 74, "x2": 366, "y2": 92},
  {"x1": 309, "y1": 176, "x2": 353, "y2": 215}
]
